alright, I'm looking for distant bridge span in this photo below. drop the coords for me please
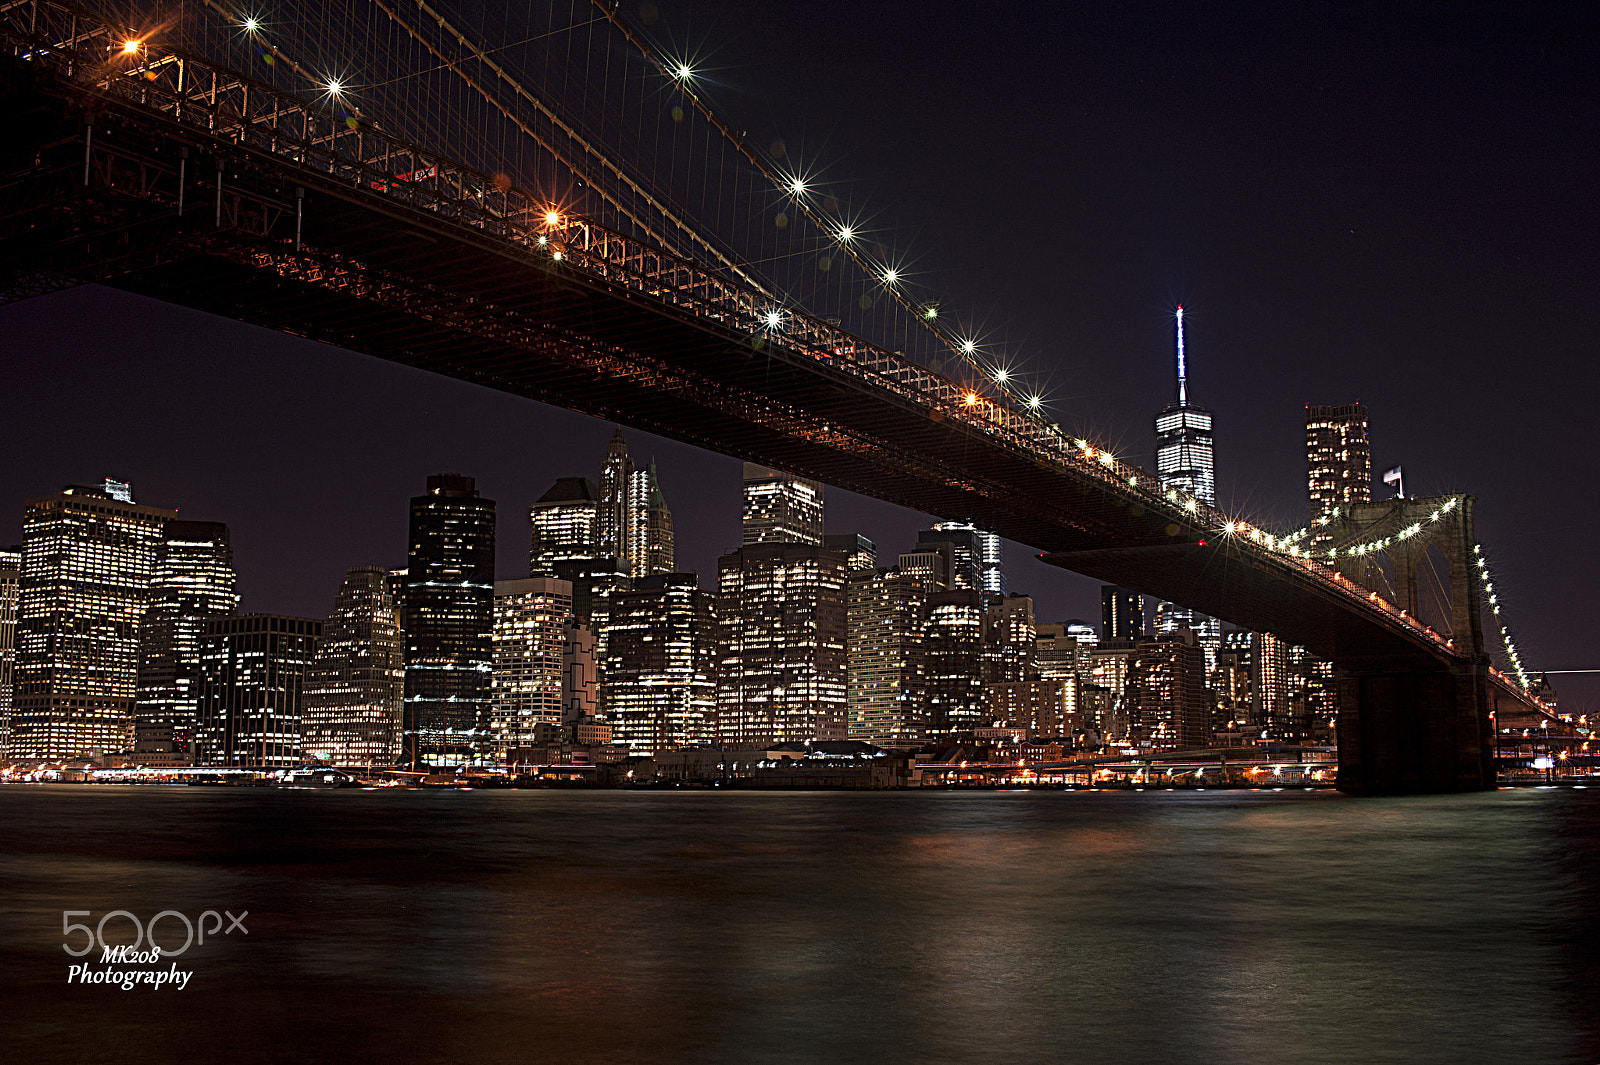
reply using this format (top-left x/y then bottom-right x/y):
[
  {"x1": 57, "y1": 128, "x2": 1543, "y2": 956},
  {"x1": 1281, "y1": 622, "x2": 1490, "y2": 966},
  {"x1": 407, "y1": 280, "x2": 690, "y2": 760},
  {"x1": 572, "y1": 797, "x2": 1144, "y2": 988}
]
[{"x1": 0, "y1": 0, "x2": 1554, "y2": 791}]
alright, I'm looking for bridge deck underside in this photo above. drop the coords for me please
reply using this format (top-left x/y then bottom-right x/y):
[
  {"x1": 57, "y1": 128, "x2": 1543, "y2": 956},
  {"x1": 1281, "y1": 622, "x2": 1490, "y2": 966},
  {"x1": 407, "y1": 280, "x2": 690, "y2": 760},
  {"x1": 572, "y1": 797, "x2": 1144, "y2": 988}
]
[{"x1": 0, "y1": 60, "x2": 1482, "y2": 683}]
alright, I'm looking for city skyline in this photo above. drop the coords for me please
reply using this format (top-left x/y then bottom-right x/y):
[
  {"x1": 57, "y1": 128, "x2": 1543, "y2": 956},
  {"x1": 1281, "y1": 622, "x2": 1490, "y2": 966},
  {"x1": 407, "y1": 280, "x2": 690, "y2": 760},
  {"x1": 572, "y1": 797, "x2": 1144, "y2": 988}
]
[{"x1": 1, "y1": 0, "x2": 1595, "y2": 717}]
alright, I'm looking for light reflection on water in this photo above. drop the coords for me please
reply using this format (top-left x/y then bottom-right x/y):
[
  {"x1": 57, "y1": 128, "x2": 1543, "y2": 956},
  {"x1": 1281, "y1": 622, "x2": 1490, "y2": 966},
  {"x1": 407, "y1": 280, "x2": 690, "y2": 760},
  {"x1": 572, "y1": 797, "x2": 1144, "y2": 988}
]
[{"x1": 2, "y1": 786, "x2": 1595, "y2": 1064}]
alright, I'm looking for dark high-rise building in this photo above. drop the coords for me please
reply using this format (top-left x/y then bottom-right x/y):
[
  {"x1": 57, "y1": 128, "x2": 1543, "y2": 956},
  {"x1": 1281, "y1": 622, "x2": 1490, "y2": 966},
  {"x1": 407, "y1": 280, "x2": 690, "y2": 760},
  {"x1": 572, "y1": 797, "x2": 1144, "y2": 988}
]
[
  {"x1": 404, "y1": 474, "x2": 496, "y2": 768},
  {"x1": 9, "y1": 481, "x2": 174, "y2": 761},
  {"x1": 0, "y1": 547, "x2": 18, "y2": 753},
  {"x1": 742, "y1": 464, "x2": 824, "y2": 546},
  {"x1": 986, "y1": 594, "x2": 1037, "y2": 683},
  {"x1": 195, "y1": 615, "x2": 321, "y2": 768},
  {"x1": 846, "y1": 567, "x2": 925, "y2": 746},
  {"x1": 301, "y1": 567, "x2": 405, "y2": 768},
  {"x1": 549, "y1": 556, "x2": 631, "y2": 627},
  {"x1": 627, "y1": 460, "x2": 676, "y2": 578},
  {"x1": 823, "y1": 533, "x2": 877, "y2": 573},
  {"x1": 1101, "y1": 586, "x2": 1143, "y2": 641},
  {"x1": 529, "y1": 477, "x2": 599, "y2": 575},
  {"x1": 1307, "y1": 402, "x2": 1372, "y2": 546},
  {"x1": 919, "y1": 526, "x2": 982, "y2": 592},
  {"x1": 922, "y1": 589, "x2": 989, "y2": 736},
  {"x1": 134, "y1": 521, "x2": 239, "y2": 762},
  {"x1": 597, "y1": 429, "x2": 635, "y2": 566},
  {"x1": 600, "y1": 573, "x2": 716, "y2": 755},
  {"x1": 716, "y1": 543, "x2": 848, "y2": 747}
]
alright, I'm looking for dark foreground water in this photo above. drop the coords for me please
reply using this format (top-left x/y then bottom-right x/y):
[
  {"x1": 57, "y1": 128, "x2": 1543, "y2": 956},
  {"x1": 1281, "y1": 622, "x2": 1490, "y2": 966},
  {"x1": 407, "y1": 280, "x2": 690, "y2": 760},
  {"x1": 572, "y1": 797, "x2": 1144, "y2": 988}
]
[{"x1": 2, "y1": 786, "x2": 1597, "y2": 1065}]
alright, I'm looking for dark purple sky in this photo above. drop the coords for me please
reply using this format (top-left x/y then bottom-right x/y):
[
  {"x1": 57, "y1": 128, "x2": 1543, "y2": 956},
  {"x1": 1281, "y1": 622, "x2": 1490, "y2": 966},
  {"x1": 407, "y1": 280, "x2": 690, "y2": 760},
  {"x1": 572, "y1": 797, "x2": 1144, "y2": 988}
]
[{"x1": 2, "y1": 1, "x2": 1596, "y2": 710}]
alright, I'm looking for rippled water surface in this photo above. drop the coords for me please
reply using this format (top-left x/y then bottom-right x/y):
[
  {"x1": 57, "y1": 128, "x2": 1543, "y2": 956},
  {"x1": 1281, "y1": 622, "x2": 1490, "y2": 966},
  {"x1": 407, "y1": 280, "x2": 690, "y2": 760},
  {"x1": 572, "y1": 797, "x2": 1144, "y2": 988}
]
[{"x1": 3, "y1": 786, "x2": 1597, "y2": 1064}]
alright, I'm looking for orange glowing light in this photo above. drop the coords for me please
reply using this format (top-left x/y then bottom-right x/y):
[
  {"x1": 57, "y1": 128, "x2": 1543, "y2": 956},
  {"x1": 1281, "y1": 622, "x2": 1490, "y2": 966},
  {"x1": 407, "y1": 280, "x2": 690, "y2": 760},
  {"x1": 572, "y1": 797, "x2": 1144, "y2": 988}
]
[
  {"x1": 963, "y1": 392, "x2": 978, "y2": 406},
  {"x1": 122, "y1": 39, "x2": 141, "y2": 53},
  {"x1": 543, "y1": 210, "x2": 561, "y2": 225}
]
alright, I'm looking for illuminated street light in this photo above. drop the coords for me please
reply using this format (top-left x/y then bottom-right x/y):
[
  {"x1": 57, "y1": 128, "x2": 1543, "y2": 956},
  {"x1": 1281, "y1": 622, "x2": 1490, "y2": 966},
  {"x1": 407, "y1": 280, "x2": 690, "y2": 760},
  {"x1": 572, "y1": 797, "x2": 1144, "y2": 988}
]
[
  {"x1": 242, "y1": 17, "x2": 260, "y2": 32},
  {"x1": 838, "y1": 226, "x2": 854, "y2": 241},
  {"x1": 883, "y1": 268, "x2": 898, "y2": 284},
  {"x1": 963, "y1": 392, "x2": 979, "y2": 406},
  {"x1": 325, "y1": 78, "x2": 344, "y2": 96},
  {"x1": 789, "y1": 177, "x2": 807, "y2": 194},
  {"x1": 993, "y1": 368, "x2": 1009, "y2": 383},
  {"x1": 764, "y1": 309, "x2": 784, "y2": 329},
  {"x1": 960, "y1": 339, "x2": 976, "y2": 354},
  {"x1": 674, "y1": 63, "x2": 693, "y2": 80},
  {"x1": 122, "y1": 39, "x2": 141, "y2": 54},
  {"x1": 543, "y1": 210, "x2": 561, "y2": 226}
]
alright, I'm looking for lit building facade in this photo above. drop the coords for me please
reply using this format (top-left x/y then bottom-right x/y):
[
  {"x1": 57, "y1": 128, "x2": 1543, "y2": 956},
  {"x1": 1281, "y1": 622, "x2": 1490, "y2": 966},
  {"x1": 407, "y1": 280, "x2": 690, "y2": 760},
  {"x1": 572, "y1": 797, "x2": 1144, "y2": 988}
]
[
  {"x1": 195, "y1": 614, "x2": 322, "y2": 768},
  {"x1": 1036, "y1": 622, "x2": 1092, "y2": 681},
  {"x1": 897, "y1": 545, "x2": 950, "y2": 595},
  {"x1": 529, "y1": 477, "x2": 599, "y2": 575},
  {"x1": 134, "y1": 520, "x2": 239, "y2": 762},
  {"x1": 742, "y1": 464, "x2": 824, "y2": 546},
  {"x1": 1125, "y1": 632, "x2": 1210, "y2": 751},
  {"x1": 627, "y1": 461, "x2": 676, "y2": 578},
  {"x1": 930, "y1": 522, "x2": 1003, "y2": 596},
  {"x1": 1154, "y1": 307, "x2": 1220, "y2": 648},
  {"x1": 0, "y1": 547, "x2": 18, "y2": 752},
  {"x1": 597, "y1": 428, "x2": 634, "y2": 566},
  {"x1": 716, "y1": 543, "x2": 848, "y2": 746},
  {"x1": 562, "y1": 618, "x2": 597, "y2": 724},
  {"x1": 984, "y1": 678, "x2": 1077, "y2": 738},
  {"x1": 920, "y1": 526, "x2": 982, "y2": 592},
  {"x1": 986, "y1": 594, "x2": 1037, "y2": 683},
  {"x1": 600, "y1": 573, "x2": 716, "y2": 754},
  {"x1": 823, "y1": 533, "x2": 877, "y2": 573},
  {"x1": 301, "y1": 567, "x2": 404, "y2": 767},
  {"x1": 1307, "y1": 402, "x2": 1372, "y2": 547},
  {"x1": 1101, "y1": 586, "x2": 1144, "y2": 641},
  {"x1": 404, "y1": 474, "x2": 496, "y2": 768},
  {"x1": 9, "y1": 482, "x2": 174, "y2": 760},
  {"x1": 846, "y1": 568, "x2": 925, "y2": 745},
  {"x1": 490, "y1": 577, "x2": 573, "y2": 754},
  {"x1": 922, "y1": 589, "x2": 989, "y2": 736}
]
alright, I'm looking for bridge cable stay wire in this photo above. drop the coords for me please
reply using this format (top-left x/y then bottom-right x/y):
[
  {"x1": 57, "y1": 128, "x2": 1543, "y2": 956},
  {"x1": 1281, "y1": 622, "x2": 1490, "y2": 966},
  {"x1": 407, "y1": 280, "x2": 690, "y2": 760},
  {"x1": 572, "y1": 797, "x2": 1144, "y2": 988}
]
[
  {"x1": 361, "y1": 0, "x2": 770, "y2": 295},
  {"x1": 587, "y1": 0, "x2": 1044, "y2": 408}
]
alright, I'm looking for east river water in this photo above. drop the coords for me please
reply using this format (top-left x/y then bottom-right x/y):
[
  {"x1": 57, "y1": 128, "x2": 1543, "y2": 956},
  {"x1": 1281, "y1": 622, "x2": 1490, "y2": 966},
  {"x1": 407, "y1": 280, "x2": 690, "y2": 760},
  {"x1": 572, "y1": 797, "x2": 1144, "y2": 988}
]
[{"x1": 2, "y1": 785, "x2": 1596, "y2": 1064}]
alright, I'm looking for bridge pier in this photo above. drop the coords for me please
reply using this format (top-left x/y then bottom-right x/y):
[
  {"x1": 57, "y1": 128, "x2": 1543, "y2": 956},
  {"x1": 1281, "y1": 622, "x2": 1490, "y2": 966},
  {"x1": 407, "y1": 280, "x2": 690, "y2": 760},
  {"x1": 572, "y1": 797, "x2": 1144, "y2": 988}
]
[{"x1": 1335, "y1": 656, "x2": 1495, "y2": 794}]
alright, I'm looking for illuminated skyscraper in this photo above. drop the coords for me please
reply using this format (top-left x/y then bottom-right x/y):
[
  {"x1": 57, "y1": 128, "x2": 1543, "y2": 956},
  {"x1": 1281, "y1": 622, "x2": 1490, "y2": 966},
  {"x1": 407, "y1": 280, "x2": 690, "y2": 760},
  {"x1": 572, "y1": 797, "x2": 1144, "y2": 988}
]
[
  {"x1": 600, "y1": 573, "x2": 716, "y2": 754},
  {"x1": 134, "y1": 521, "x2": 239, "y2": 762},
  {"x1": 9, "y1": 481, "x2": 174, "y2": 760},
  {"x1": 986, "y1": 594, "x2": 1037, "y2": 683},
  {"x1": 0, "y1": 547, "x2": 18, "y2": 752},
  {"x1": 529, "y1": 477, "x2": 599, "y2": 575},
  {"x1": 897, "y1": 543, "x2": 951, "y2": 594},
  {"x1": 1306, "y1": 402, "x2": 1372, "y2": 547},
  {"x1": 823, "y1": 533, "x2": 877, "y2": 572},
  {"x1": 490, "y1": 577, "x2": 573, "y2": 754},
  {"x1": 301, "y1": 567, "x2": 405, "y2": 767},
  {"x1": 597, "y1": 428, "x2": 634, "y2": 565},
  {"x1": 716, "y1": 543, "x2": 848, "y2": 746},
  {"x1": 1125, "y1": 631, "x2": 1210, "y2": 750},
  {"x1": 742, "y1": 464, "x2": 824, "y2": 546},
  {"x1": 919, "y1": 526, "x2": 982, "y2": 592},
  {"x1": 627, "y1": 460, "x2": 676, "y2": 577},
  {"x1": 846, "y1": 567, "x2": 925, "y2": 745},
  {"x1": 195, "y1": 614, "x2": 321, "y2": 768},
  {"x1": 1154, "y1": 307, "x2": 1220, "y2": 647},
  {"x1": 404, "y1": 474, "x2": 496, "y2": 768}
]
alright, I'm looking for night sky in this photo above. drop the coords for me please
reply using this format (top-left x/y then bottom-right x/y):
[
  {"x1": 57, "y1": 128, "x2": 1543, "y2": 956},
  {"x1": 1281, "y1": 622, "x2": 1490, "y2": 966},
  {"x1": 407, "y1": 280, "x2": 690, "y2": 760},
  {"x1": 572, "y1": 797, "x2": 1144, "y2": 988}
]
[{"x1": 2, "y1": 2, "x2": 1596, "y2": 709}]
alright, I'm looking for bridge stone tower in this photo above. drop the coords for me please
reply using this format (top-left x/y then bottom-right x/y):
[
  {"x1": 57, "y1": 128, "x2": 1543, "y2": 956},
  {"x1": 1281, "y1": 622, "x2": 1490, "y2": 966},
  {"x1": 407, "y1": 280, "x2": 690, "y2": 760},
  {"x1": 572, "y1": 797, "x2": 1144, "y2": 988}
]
[{"x1": 1327, "y1": 495, "x2": 1494, "y2": 792}]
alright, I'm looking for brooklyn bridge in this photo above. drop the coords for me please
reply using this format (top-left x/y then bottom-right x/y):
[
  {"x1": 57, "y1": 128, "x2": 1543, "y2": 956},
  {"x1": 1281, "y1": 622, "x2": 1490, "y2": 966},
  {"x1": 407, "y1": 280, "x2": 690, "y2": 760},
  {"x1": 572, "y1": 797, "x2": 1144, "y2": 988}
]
[{"x1": 0, "y1": 0, "x2": 1567, "y2": 792}]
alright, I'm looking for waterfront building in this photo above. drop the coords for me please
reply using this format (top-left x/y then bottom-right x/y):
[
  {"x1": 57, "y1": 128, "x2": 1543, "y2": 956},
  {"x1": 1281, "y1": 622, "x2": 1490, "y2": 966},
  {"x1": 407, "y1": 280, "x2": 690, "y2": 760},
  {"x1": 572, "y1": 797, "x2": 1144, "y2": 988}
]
[
  {"x1": 404, "y1": 474, "x2": 496, "y2": 768},
  {"x1": 1101, "y1": 586, "x2": 1144, "y2": 641},
  {"x1": 490, "y1": 577, "x2": 573, "y2": 755},
  {"x1": 716, "y1": 543, "x2": 848, "y2": 747},
  {"x1": 195, "y1": 614, "x2": 322, "y2": 768},
  {"x1": 1036, "y1": 622, "x2": 1092, "y2": 681},
  {"x1": 0, "y1": 547, "x2": 18, "y2": 752},
  {"x1": 1087, "y1": 639, "x2": 1138, "y2": 742},
  {"x1": 922, "y1": 589, "x2": 989, "y2": 736},
  {"x1": 984, "y1": 678, "x2": 1078, "y2": 738},
  {"x1": 134, "y1": 521, "x2": 238, "y2": 763},
  {"x1": 742, "y1": 463, "x2": 824, "y2": 546},
  {"x1": 1307, "y1": 402, "x2": 1372, "y2": 547},
  {"x1": 845, "y1": 567, "x2": 925, "y2": 746},
  {"x1": 627, "y1": 460, "x2": 676, "y2": 577},
  {"x1": 562, "y1": 618, "x2": 597, "y2": 724},
  {"x1": 301, "y1": 567, "x2": 404, "y2": 767},
  {"x1": 9, "y1": 481, "x2": 174, "y2": 760},
  {"x1": 599, "y1": 573, "x2": 716, "y2": 754},
  {"x1": 529, "y1": 477, "x2": 600, "y2": 575}
]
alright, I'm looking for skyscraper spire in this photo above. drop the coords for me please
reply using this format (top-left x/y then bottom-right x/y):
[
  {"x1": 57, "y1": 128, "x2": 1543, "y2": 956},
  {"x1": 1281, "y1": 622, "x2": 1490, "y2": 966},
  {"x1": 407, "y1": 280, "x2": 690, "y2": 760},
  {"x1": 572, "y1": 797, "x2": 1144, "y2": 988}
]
[{"x1": 1175, "y1": 304, "x2": 1188, "y2": 407}]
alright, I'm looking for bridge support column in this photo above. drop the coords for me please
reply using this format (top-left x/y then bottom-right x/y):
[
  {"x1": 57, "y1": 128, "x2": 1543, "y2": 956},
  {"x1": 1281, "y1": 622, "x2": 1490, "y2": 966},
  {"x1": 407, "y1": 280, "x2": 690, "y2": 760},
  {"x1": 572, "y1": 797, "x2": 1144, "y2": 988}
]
[{"x1": 1335, "y1": 656, "x2": 1495, "y2": 794}]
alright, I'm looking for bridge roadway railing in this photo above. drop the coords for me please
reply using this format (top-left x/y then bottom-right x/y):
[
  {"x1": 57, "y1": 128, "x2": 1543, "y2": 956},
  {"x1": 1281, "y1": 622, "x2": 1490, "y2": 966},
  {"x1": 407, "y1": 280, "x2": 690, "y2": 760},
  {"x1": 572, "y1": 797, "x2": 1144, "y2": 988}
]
[{"x1": 2, "y1": 0, "x2": 1545, "y2": 701}]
